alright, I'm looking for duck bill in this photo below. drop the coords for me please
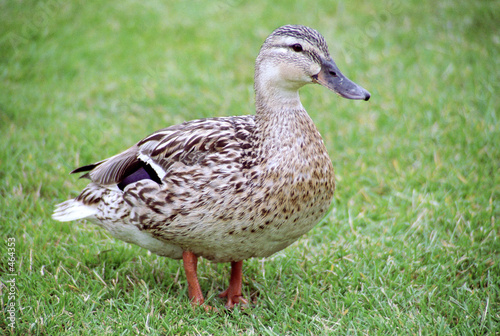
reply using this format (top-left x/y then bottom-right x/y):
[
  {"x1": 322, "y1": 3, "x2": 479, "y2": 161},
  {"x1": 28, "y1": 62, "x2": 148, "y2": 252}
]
[{"x1": 312, "y1": 58, "x2": 370, "y2": 101}]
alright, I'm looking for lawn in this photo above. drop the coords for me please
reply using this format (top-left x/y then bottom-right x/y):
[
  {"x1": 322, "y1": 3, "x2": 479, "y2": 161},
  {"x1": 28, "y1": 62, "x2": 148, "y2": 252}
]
[{"x1": 1, "y1": 0, "x2": 499, "y2": 334}]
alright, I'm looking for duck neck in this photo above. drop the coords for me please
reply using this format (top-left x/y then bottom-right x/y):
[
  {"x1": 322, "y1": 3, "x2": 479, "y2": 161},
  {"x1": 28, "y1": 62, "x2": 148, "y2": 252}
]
[
  {"x1": 254, "y1": 70, "x2": 311, "y2": 140},
  {"x1": 254, "y1": 85, "x2": 303, "y2": 111},
  {"x1": 253, "y1": 92, "x2": 325, "y2": 165}
]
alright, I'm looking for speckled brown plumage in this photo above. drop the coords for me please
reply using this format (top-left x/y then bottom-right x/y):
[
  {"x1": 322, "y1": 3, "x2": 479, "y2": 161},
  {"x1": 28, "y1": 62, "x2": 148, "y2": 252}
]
[{"x1": 53, "y1": 25, "x2": 370, "y2": 308}]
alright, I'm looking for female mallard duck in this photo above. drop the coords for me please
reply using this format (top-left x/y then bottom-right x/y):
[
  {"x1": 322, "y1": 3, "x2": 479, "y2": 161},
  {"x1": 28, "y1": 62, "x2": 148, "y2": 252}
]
[{"x1": 53, "y1": 25, "x2": 370, "y2": 308}]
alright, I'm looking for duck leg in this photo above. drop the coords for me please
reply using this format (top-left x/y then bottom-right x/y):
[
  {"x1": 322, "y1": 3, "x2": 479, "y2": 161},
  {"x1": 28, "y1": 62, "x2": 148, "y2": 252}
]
[
  {"x1": 182, "y1": 251, "x2": 205, "y2": 305},
  {"x1": 219, "y1": 261, "x2": 249, "y2": 308}
]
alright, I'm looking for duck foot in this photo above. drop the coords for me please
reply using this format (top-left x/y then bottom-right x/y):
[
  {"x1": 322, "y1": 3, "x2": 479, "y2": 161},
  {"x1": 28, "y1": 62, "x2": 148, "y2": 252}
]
[
  {"x1": 219, "y1": 261, "x2": 249, "y2": 308},
  {"x1": 182, "y1": 251, "x2": 206, "y2": 306}
]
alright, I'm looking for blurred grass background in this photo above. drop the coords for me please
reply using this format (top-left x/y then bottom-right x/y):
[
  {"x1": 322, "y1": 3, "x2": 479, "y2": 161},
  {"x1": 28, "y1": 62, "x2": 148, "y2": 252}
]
[{"x1": 1, "y1": 0, "x2": 499, "y2": 334}]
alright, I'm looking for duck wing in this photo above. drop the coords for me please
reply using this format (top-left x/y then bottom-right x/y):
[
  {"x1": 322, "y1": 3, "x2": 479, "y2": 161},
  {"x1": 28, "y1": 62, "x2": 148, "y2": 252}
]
[{"x1": 71, "y1": 116, "x2": 256, "y2": 187}]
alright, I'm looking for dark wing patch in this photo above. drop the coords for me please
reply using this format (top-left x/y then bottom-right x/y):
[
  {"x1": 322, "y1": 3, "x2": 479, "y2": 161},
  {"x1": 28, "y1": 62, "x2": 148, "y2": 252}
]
[{"x1": 117, "y1": 163, "x2": 162, "y2": 190}]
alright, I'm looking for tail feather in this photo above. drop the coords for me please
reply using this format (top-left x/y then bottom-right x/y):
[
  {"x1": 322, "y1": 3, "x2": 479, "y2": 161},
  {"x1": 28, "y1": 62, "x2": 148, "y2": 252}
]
[{"x1": 52, "y1": 200, "x2": 98, "y2": 222}]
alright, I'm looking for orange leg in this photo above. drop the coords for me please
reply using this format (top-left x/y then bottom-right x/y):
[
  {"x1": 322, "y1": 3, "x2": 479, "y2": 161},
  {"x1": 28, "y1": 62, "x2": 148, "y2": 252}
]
[
  {"x1": 182, "y1": 251, "x2": 205, "y2": 305},
  {"x1": 219, "y1": 261, "x2": 249, "y2": 308}
]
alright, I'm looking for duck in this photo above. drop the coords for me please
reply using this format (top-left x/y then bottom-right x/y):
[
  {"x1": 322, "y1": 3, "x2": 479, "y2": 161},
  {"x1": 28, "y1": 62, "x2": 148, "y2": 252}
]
[{"x1": 53, "y1": 25, "x2": 370, "y2": 309}]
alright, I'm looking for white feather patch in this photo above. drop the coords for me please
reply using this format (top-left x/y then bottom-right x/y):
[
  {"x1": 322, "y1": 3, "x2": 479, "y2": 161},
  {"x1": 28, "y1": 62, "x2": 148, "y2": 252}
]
[
  {"x1": 52, "y1": 200, "x2": 98, "y2": 222},
  {"x1": 137, "y1": 153, "x2": 167, "y2": 180}
]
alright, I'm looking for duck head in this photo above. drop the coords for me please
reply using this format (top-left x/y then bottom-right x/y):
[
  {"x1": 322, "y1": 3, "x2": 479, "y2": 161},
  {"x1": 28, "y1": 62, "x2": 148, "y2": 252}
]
[{"x1": 255, "y1": 25, "x2": 370, "y2": 102}]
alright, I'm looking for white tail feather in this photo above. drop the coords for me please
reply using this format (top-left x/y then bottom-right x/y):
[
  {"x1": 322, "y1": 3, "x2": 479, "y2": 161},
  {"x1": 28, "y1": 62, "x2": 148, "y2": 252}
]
[{"x1": 52, "y1": 200, "x2": 98, "y2": 222}]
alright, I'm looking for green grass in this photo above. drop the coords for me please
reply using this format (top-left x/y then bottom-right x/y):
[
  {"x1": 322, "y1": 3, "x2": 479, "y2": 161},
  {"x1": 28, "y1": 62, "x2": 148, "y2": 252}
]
[{"x1": 1, "y1": 0, "x2": 499, "y2": 334}]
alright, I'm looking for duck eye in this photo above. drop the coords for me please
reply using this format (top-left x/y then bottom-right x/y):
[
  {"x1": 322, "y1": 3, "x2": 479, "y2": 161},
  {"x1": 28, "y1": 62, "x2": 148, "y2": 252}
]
[{"x1": 291, "y1": 44, "x2": 303, "y2": 52}]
